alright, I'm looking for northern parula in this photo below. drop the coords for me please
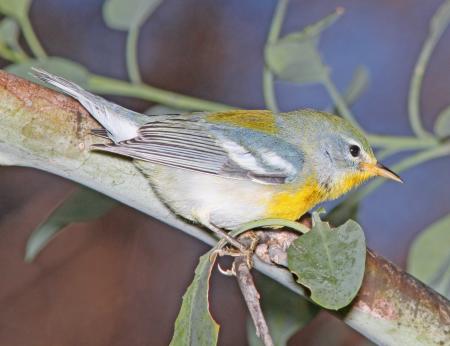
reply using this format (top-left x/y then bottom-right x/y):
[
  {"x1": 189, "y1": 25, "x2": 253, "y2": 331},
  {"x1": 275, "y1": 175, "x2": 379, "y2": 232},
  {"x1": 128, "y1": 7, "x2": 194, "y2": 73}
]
[{"x1": 33, "y1": 69, "x2": 402, "y2": 243}]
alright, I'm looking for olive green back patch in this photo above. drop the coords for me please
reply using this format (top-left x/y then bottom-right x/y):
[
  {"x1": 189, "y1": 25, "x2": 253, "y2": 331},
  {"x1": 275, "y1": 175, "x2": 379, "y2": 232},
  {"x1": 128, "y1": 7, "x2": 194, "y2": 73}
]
[{"x1": 206, "y1": 110, "x2": 277, "y2": 134}]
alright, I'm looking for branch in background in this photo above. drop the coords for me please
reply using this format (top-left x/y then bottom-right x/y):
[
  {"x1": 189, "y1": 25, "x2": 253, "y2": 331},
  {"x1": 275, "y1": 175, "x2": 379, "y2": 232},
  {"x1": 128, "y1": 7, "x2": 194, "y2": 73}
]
[
  {"x1": 102, "y1": 0, "x2": 166, "y2": 85},
  {"x1": 0, "y1": 71, "x2": 449, "y2": 345},
  {"x1": 18, "y1": 16, "x2": 47, "y2": 59},
  {"x1": 126, "y1": 25, "x2": 141, "y2": 84},
  {"x1": 262, "y1": 0, "x2": 288, "y2": 112},
  {"x1": 408, "y1": 0, "x2": 450, "y2": 138},
  {"x1": 322, "y1": 71, "x2": 364, "y2": 135},
  {"x1": 87, "y1": 73, "x2": 232, "y2": 112}
]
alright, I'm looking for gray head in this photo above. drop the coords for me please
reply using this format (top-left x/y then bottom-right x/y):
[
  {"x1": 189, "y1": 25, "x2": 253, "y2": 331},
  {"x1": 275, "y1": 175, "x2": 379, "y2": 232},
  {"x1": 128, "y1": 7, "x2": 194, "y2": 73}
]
[{"x1": 281, "y1": 110, "x2": 402, "y2": 192}]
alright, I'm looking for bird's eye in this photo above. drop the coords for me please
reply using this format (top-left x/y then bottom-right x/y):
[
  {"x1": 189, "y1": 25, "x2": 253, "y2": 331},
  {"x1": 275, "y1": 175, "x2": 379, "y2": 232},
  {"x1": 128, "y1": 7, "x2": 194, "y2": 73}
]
[{"x1": 349, "y1": 145, "x2": 361, "y2": 157}]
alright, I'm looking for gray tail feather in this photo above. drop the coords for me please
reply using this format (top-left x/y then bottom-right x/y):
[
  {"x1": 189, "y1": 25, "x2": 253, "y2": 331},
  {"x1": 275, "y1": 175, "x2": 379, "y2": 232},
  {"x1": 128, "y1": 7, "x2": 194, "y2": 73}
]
[
  {"x1": 31, "y1": 68, "x2": 87, "y2": 100},
  {"x1": 31, "y1": 68, "x2": 139, "y2": 142},
  {"x1": 90, "y1": 128, "x2": 110, "y2": 139}
]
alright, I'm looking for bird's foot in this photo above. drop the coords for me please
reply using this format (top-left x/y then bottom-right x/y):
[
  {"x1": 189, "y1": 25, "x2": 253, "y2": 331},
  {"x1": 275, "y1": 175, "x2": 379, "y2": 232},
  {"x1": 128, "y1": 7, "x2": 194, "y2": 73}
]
[{"x1": 212, "y1": 231, "x2": 259, "y2": 275}]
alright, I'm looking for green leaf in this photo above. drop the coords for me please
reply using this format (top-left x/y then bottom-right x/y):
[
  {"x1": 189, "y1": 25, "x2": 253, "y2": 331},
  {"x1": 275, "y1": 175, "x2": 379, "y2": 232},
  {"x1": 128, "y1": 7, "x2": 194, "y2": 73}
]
[
  {"x1": 0, "y1": 0, "x2": 31, "y2": 20},
  {"x1": 6, "y1": 57, "x2": 90, "y2": 88},
  {"x1": 103, "y1": 0, "x2": 163, "y2": 31},
  {"x1": 343, "y1": 66, "x2": 369, "y2": 106},
  {"x1": 169, "y1": 251, "x2": 219, "y2": 346},
  {"x1": 265, "y1": 39, "x2": 325, "y2": 84},
  {"x1": 25, "y1": 187, "x2": 117, "y2": 262},
  {"x1": 0, "y1": 18, "x2": 20, "y2": 48},
  {"x1": 287, "y1": 212, "x2": 366, "y2": 310},
  {"x1": 325, "y1": 198, "x2": 359, "y2": 227},
  {"x1": 0, "y1": 17, "x2": 27, "y2": 62},
  {"x1": 264, "y1": 9, "x2": 343, "y2": 84},
  {"x1": 434, "y1": 105, "x2": 450, "y2": 138},
  {"x1": 407, "y1": 213, "x2": 450, "y2": 299},
  {"x1": 247, "y1": 276, "x2": 319, "y2": 346}
]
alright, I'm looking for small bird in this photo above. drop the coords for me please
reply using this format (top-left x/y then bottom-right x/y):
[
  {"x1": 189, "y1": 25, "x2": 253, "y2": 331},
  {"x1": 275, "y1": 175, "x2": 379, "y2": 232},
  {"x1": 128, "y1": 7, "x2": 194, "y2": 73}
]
[{"x1": 32, "y1": 68, "x2": 402, "y2": 250}]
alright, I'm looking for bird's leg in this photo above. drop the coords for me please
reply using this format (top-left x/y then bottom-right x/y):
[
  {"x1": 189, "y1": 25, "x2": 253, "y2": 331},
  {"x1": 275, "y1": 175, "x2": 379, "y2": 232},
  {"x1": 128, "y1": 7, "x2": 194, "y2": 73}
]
[
  {"x1": 208, "y1": 222, "x2": 248, "y2": 252},
  {"x1": 193, "y1": 209, "x2": 246, "y2": 251},
  {"x1": 193, "y1": 210, "x2": 259, "y2": 270},
  {"x1": 211, "y1": 227, "x2": 259, "y2": 271}
]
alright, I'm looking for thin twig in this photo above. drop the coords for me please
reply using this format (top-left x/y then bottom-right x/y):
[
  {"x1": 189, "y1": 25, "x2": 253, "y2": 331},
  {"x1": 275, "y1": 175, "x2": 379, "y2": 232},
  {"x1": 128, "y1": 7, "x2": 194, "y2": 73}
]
[
  {"x1": 87, "y1": 74, "x2": 233, "y2": 112},
  {"x1": 322, "y1": 72, "x2": 364, "y2": 134},
  {"x1": 408, "y1": 0, "x2": 450, "y2": 138},
  {"x1": 19, "y1": 16, "x2": 47, "y2": 59},
  {"x1": 234, "y1": 257, "x2": 274, "y2": 346},
  {"x1": 262, "y1": 0, "x2": 289, "y2": 112},
  {"x1": 126, "y1": 25, "x2": 142, "y2": 84}
]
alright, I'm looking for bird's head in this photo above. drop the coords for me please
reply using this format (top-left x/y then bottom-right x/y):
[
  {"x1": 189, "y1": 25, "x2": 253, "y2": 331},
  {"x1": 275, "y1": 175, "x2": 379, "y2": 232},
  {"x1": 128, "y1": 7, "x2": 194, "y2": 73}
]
[{"x1": 304, "y1": 113, "x2": 402, "y2": 196}]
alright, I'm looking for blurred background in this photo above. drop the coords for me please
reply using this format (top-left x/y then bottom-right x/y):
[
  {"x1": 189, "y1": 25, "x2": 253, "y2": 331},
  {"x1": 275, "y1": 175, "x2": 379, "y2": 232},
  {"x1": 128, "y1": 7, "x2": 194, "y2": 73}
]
[{"x1": 0, "y1": 0, "x2": 449, "y2": 345}]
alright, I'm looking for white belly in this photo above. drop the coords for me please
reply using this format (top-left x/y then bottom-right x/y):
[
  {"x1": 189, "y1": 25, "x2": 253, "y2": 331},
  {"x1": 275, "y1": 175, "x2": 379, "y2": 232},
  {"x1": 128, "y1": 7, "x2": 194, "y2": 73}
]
[{"x1": 138, "y1": 162, "x2": 276, "y2": 229}]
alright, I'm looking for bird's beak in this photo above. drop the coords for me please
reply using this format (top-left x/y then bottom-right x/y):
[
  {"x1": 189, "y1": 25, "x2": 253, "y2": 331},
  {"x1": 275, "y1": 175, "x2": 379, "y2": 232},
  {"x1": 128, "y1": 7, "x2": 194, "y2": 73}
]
[{"x1": 360, "y1": 162, "x2": 403, "y2": 183}]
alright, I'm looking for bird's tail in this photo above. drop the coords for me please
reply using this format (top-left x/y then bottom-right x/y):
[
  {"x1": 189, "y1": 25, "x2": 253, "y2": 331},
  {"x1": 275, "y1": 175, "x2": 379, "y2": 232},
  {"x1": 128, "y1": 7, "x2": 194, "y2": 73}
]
[{"x1": 31, "y1": 68, "x2": 139, "y2": 142}]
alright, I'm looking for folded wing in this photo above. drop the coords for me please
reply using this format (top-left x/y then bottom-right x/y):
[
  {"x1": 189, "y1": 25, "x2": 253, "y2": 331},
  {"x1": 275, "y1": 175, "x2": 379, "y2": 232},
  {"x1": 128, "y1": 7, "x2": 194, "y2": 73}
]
[{"x1": 92, "y1": 116, "x2": 304, "y2": 184}]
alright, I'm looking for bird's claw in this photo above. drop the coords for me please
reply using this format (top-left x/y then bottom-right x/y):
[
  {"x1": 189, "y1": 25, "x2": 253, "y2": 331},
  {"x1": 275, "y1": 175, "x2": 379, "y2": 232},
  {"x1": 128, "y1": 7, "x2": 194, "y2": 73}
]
[
  {"x1": 212, "y1": 231, "x2": 259, "y2": 275},
  {"x1": 218, "y1": 263, "x2": 236, "y2": 276}
]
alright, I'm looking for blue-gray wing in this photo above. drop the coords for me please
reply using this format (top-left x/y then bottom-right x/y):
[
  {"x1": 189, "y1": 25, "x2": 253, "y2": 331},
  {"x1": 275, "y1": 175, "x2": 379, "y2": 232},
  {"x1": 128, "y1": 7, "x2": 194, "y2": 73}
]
[{"x1": 92, "y1": 117, "x2": 304, "y2": 184}]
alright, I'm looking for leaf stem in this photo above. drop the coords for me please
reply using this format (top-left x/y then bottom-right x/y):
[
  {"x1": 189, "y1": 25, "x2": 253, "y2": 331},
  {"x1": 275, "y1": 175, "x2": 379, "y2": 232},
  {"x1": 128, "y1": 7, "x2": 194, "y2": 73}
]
[
  {"x1": 322, "y1": 70, "x2": 363, "y2": 133},
  {"x1": 263, "y1": 0, "x2": 289, "y2": 112},
  {"x1": 236, "y1": 218, "x2": 309, "y2": 235},
  {"x1": 87, "y1": 74, "x2": 233, "y2": 111},
  {"x1": 19, "y1": 16, "x2": 46, "y2": 59},
  {"x1": 126, "y1": 25, "x2": 141, "y2": 84},
  {"x1": 263, "y1": 71, "x2": 278, "y2": 112},
  {"x1": 408, "y1": 0, "x2": 450, "y2": 138}
]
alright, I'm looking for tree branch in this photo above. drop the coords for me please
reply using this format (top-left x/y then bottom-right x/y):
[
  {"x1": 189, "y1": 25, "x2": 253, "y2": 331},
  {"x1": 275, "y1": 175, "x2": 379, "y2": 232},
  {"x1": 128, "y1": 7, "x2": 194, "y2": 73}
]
[
  {"x1": 234, "y1": 256, "x2": 274, "y2": 346},
  {"x1": 0, "y1": 71, "x2": 449, "y2": 345}
]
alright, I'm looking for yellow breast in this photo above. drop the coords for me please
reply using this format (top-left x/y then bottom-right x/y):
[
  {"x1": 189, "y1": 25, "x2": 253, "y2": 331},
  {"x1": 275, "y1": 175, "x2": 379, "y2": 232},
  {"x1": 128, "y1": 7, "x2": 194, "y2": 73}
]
[{"x1": 265, "y1": 177, "x2": 326, "y2": 220}]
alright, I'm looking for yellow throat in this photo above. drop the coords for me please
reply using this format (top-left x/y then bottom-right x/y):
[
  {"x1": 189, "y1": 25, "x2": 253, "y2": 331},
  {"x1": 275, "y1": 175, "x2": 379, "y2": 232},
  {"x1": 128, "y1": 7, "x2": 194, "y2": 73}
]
[{"x1": 265, "y1": 171, "x2": 371, "y2": 221}]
